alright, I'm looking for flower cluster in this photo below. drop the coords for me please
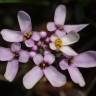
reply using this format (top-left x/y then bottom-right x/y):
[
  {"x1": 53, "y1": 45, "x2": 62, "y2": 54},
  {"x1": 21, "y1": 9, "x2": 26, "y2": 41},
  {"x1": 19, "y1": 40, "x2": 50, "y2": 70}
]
[{"x1": 0, "y1": 4, "x2": 96, "y2": 89}]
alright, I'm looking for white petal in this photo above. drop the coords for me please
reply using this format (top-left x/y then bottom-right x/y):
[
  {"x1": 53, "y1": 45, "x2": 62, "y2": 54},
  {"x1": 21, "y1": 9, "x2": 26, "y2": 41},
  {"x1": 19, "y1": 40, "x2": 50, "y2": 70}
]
[
  {"x1": 50, "y1": 35, "x2": 57, "y2": 42},
  {"x1": 61, "y1": 32, "x2": 80, "y2": 45},
  {"x1": 49, "y1": 43, "x2": 57, "y2": 50},
  {"x1": 47, "y1": 22, "x2": 56, "y2": 31},
  {"x1": 44, "y1": 53, "x2": 55, "y2": 64},
  {"x1": 33, "y1": 54, "x2": 43, "y2": 65},
  {"x1": 1, "y1": 29, "x2": 23, "y2": 42},
  {"x1": 19, "y1": 50, "x2": 29, "y2": 63},
  {"x1": 64, "y1": 24, "x2": 88, "y2": 33},
  {"x1": 0, "y1": 47, "x2": 14, "y2": 61},
  {"x1": 60, "y1": 46, "x2": 78, "y2": 56},
  {"x1": 17, "y1": 11, "x2": 32, "y2": 33},
  {"x1": 23, "y1": 66, "x2": 43, "y2": 89},
  {"x1": 68, "y1": 67, "x2": 85, "y2": 87},
  {"x1": 43, "y1": 66, "x2": 66, "y2": 87},
  {"x1": 54, "y1": 5, "x2": 66, "y2": 25},
  {"x1": 55, "y1": 30, "x2": 66, "y2": 38},
  {"x1": 4, "y1": 60, "x2": 19, "y2": 82}
]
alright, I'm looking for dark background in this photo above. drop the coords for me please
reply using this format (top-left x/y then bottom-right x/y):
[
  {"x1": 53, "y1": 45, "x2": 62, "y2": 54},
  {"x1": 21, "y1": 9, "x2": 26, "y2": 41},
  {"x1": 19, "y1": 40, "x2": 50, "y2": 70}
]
[{"x1": 0, "y1": 0, "x2": 96, "y2": 96}]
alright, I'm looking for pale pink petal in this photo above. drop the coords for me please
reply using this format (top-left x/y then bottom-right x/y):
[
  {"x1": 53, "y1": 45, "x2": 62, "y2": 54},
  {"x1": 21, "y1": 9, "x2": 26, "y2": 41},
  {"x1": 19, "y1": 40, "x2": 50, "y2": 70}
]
[
  {"x1": 1, "y1": 29, "x2": 23, "y2": 42},
  {"x1": 30, "y1": 51, "x2": 36, "y2": 58},
  {"x1": 25, "y1": 39, "x2": 35, "y2": 47},
  {"x1": 64, "y1": 24, "x2": 88, "y2": 33},
  {"x1": 55, "y1": 30, "x2": 66, "y2": 38},
  {"x1": 4, "y1": 59, "x2": 19, "y2": 82},
  {"x1": 17, "y1": 11, "x2": 32, "y2": 33},
  {"x1": 49, "y1": 43, "x2": 57, "y2": 50},
  {"x1": 61, "y1": 32, "x2": 80, "y2": 45},
  {"x1": 68, "y1": 67, "x2": 85, "y2": 87},
  {"x1": 32, "y1": 32, "x2": 40, "y2": 41},
  {"x1": 59, "y1": 60, "x2": 69, "y2": 70},
  {"x1": 40, "y1": 31, "x2": 47, "y2": 38},
  {"x1": 11, "y1": 43, "x2": 21, "y2": 52},
  {"x1": 60, "y1": 46, "x2": 78, "y2": 56},
  {"x1": 73, "y1": 51, "x2": 96, "y2": 68},
  {"x1": 43, "y1": 66, "x2": 66, "y2": 87},
  {"x1": 44, "y1": 53, "x2": 55, "y2": 64},
  {"x1": 19, "y1": 50, "x2": 29, "y2": 63},
  {"x1": 54, "y1": 5, "x2": 66, "y2": 25},
  {"x1": 50, "y1": 35, "x2": 57, "y2": 42},
  {"x1": 0, "y1": 47, "x2": 13, "y2": 61},
  {"x1": 47, "y1": 22, "x2": 56, "y2": 31},
  {"x1": 23, "y1": 66, "x2": 43, "y2": 89},
  {"x1": 33, "y1": 54, "x2": 43, "y2": 65}
]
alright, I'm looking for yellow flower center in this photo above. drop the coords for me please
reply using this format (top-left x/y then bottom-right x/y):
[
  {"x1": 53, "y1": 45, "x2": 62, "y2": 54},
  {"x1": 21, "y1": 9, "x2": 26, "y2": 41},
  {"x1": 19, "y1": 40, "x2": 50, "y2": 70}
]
[
  {"x1": 55, "y1": 38, "x2": 63, "y2": 49},
  {"x1": 23, "y1": 32, "x2": 32, "y2": 41}
]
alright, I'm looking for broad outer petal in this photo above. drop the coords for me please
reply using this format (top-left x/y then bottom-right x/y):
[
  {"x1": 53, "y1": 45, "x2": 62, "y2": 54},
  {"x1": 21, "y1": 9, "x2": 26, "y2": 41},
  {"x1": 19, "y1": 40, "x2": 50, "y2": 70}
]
[
  {"x1": 11, "y1": 43, "x2": 21, "y2": 52},
  {"x1": 60, "y1": 46, "x2": 78, "y2": 56},
  {"x1": 33, "y1": 54, "x2": 43, "y2": 65},
  {"x1": 47, "y1": 22, "x2": 56, "y2": 32},
  {"x1": 43, "y1": 66, "x2": 66, "y2": 87},
  {"x1": 61, "y1": 32, "x2": 80, "y2": 45},
  {"x1": 44, "y1": 53, "x2": 55, "y2": 64},
  {"x1": 17, "y1": 11, "x2": 32, "y2": 33},
  {"x1": 73, "y1": 51, "x2": 96, "y2": 68},
  {"x1": 0, "y1": 47, "x2": 14, "y2": 61},
  {"x1": 54, "y1": 5, "x2": 66, "y2": 25},
  {"x1": 4, "y1": 59, "x2": 19, "y2": 82},
  {"x1": 64, "y1": 24, "x2": 88, "y2": 33},
  {"x1": 68, "y1": 67, "x2": 85, "y2": 87},
  {"x1": 19, "y1": 50, "x2": 29, "y2": 63},
  {"x1": 23, "y1": 66, "x2": 43, "y2": 89},
  {"x1": 59, "y1": 59, "x2": 69, "y2": 70},
  {"x1": 1, "y1": 29, "x2": 23, "y2": 42}
]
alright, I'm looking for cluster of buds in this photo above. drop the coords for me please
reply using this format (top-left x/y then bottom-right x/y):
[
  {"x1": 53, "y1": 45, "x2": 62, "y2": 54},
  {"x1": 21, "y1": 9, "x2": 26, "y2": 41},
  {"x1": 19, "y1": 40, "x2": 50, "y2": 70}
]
[{"x1": 0, "y1": 4, "x2": 96, "y2": 89}]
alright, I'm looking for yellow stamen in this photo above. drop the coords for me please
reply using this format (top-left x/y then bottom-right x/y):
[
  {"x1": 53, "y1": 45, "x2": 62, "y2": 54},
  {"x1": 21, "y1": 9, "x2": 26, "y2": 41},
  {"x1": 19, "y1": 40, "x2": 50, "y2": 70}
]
[
  {"x1": 55, "y1": 38, "x2": 63, "y2": 49},
  {"x1": 23, "y1": 32, "x2": 32, "y2": 41}
]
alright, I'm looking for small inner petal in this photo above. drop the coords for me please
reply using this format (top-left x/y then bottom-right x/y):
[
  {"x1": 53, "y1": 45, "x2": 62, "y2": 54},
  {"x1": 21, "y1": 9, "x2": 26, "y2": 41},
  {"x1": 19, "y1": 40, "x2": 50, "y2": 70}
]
[
  {"x1": 55, "y1": 38, "x2": 63, "y2": 49},
  {"x1": 23, "y1": 32, "x2": 32, "y2": 41}
]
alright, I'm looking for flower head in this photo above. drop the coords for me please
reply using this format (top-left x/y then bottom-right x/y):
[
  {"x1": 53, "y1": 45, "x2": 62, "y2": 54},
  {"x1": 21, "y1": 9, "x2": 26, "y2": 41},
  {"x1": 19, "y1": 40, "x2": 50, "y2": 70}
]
[
  {"x1": 0, "y1": 43, "x2": 29, "y2": 81},
  {"x1": 47, "y1": 5, "x2": 88, "y2": 34},
  {"x1": 59, "y1": 51, "x2": 96, "y2": 87},
  {"x1": 1, "y1": 11, "x2": 41, "y2": 47},
  {"x1": 23, "y1": 51, "x2": 66, "y2": 89},
  {"x1": 49, "y1": 31, "x2": 79, "y2": 56}
]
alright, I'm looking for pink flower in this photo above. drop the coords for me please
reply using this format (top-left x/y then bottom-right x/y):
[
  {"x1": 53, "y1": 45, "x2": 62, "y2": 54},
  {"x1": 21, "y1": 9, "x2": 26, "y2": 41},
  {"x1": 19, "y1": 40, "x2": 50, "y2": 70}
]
[
  {"x1": 59, "y1": 51, "x2": 96, "y2": 87},
  {"x1": 1, "y1": 11, "x2": 41, "y2": 47},
  {"x1": 0, "y1": 43, "x2": 29, "y2": 81},
  {"x1": 47, "y1": 5, "x2": 88, "y2": 34},
  {"x1": 49, "y1": 31, "x2": 79, "y2": 56},
  {"x1": 23, "y1": 51, "x2": 66, "y2": 89}
]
